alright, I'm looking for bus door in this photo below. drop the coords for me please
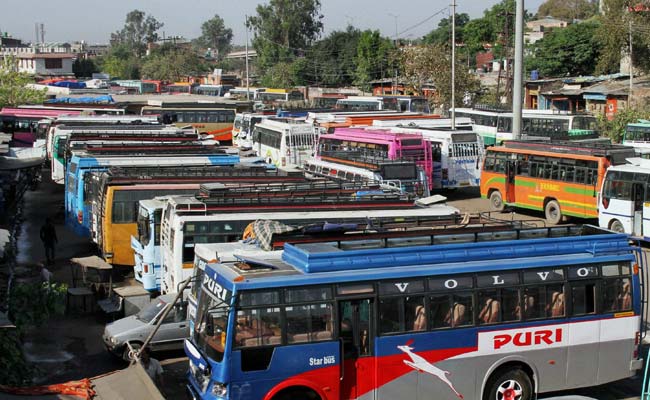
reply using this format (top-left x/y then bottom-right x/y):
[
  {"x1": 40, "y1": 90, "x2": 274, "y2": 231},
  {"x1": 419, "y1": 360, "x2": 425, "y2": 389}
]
[
  {"x1": 505, "y1": 159, "x2": 517, "y2": 203},
  {"x1": 338, "y1": 298, "x2": 376, "y2": 399},
  {"x1": 633, "y1": 182, "x2": 645, "y2": 236}
]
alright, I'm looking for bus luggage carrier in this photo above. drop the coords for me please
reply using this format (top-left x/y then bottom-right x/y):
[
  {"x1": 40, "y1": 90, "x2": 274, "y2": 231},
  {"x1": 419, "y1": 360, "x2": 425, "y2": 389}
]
[
  {"x1": 503, "y1": 140, "x2": 636, "y2": 160},
  {"x1": 279, "y1": 225, "x2": 633, "y2": 273},
  {"x1": 101, "y1": 164, "x2": 305, "y2": 182}
]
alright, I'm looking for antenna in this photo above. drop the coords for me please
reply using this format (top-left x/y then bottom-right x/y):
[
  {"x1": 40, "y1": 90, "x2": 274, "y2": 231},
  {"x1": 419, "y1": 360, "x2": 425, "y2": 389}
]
[
  {"x1": 40, "y1": 23, "x2": 45, "y2": 44},
  {"x1": 35, "y1": 23, "x2": 39, "y2": 44}
]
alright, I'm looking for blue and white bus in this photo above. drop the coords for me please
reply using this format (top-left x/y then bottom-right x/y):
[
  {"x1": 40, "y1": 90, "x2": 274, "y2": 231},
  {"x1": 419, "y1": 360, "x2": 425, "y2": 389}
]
[
  {"x1": 186, "y1": 225, "x2": 643, "y2": 400},
  {"x1": 65, "y1": 152, "x2": 240, "y2": 237}
]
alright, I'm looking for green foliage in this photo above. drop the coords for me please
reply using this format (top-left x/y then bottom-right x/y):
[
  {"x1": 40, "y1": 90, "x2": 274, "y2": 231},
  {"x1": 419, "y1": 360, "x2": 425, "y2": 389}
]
[
  {"x1": 0, "y1": 330, "x2": 33, "y2": 385},
  {"x1": 260, "y1": 62, "x2": 295, "y2": 88},
  {"x1": 423, "y1": 13, "x2": 470, "y2": 46},
  {"x1": 527, "y1": 21, "x2": 601, "y2": 77},
  {"x1": 141, "y1": 45, "x2": 209, "y2": 81},
  {"x1": 0, "y1": 57, "x2": 47, "y2": 108},
  {"x1": 354, "y1": 30, "x2": 394, "y2": 92},
  {"x1": 399, "y1": 44, "x2": 481, "y2": 108},
  {"x1": 301, "y1": 26, "x2": 361, "y2": 87},
  {"x1": 463, "y1": 0, "x2": 517, "y2": 57},
  {"x1": 598, "y1": 107, "x2": 650, "y2": 143},
  {"x1": 536, "y1": 0, "x2": 597, "y2": 20},
  {"x1": 72, "y1": 58, "x2": 99, "y2": 78},
  {"x1": 8, "y1": 282, "x2": 67, "y2": 332},
  {"x1": 196, "y1": 15, "x2": 233, "y2": 59},
  {"x1": 247, "y1": 0, "x2": 324, "y2": 73},
  {"x1": 111, "y1": 10, "x2": 163, "y2": 57},
  {"x1": 100, "y1": 55, "x2": 141, "y2": 79}
]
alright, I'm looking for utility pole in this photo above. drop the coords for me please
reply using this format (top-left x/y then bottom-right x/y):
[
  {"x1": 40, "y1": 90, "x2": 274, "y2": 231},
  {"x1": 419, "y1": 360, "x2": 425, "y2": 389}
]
[
  {"x1": 629, "y1": 18, "x2": 633, "y2": 106},
  {"x1": 245, "y1": 16, "x2": 250, "y2": 101},
  {"x1": 389, "y1": 13, "x2": 399, "y2": 95},
  {"x1": 451, "y1": 0, "x2": 456, "y2": 129},
  {"x1": 512, "y1": 0, "x2": 524, "y2": 139}
]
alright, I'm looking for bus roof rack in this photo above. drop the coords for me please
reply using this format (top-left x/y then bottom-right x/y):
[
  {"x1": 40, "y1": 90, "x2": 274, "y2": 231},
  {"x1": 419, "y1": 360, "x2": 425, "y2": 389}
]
[
  {"x1": 197, "y1": 180, "x2": 389, "y2": 198},
  {"x1": 102, "y1": 164, "x2": 304, "y2": 180},
  {"x1": 503, "y1": 140, "x2": 635, "y2": 157}
]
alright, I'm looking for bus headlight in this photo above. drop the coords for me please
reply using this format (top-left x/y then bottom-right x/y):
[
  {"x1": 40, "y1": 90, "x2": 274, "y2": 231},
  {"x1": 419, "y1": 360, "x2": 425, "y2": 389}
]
[{"x1": 211, "y1": 382, "x2": 227, "y2": 397}]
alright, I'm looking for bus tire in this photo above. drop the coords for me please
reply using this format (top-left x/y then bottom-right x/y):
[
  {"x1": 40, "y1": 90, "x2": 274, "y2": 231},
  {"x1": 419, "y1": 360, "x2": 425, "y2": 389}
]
[
  {"x1": 489, "y1": 190, "x2": 505, "y2": 212},
  {"x1": 544, "y1": 200, "x2": 562, "y2": 225},
  {"x1": 483, "y1": 368, "x2": 533, "y2": 400},
  {"x1": 610, "y1": 219, "x2": 625, "y2": 233},
  {"x1": 271, "y1": 387, "x2": 320, "y2": 400}
]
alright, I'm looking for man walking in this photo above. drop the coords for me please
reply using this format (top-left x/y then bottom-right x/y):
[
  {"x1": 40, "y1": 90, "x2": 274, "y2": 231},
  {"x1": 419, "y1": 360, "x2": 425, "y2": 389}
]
[{"x1": 39, "y1": 218, "x2": 58, "y2": 265}]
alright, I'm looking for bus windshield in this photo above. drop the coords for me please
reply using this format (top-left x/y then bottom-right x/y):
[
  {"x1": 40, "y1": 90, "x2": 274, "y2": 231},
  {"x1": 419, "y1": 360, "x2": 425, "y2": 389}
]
[
  {"x1": 194, "y1": 291, "x2": 229, "y2": 362},
  {"x1": 137, "y1": 207, "x2": 151, "y2": 246}
]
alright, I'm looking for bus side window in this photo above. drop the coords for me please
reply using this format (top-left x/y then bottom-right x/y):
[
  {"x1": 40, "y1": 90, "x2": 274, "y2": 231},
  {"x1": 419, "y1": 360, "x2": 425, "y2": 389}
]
[
  {"x1": 483, "y1": 156, "x2": 495, "y2": 172},
  {"x1": 478, "y1": 290, "x2": 500, "y2": 324},
  {"x1": 571, "y1": 283, "x2": 596, "y2": 315},
  {"x1": 601, "y1": 277, "x2": 632, "y2": 312}
]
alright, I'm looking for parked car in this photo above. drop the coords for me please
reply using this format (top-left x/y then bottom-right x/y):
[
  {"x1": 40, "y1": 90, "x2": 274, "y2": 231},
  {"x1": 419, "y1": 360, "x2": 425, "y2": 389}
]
[{"x1": 102, "y1": 294, "x2": 188, "y2": 361}]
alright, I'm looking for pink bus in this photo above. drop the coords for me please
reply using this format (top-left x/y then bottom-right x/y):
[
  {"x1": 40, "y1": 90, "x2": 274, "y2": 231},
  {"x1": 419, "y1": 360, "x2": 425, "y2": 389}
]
[
  {"x1": 316, "y1": 127, "x2": 434, "y2": 188},
  {"x1": 0, "y1": 108, "x2": 82, "y2": 147}
]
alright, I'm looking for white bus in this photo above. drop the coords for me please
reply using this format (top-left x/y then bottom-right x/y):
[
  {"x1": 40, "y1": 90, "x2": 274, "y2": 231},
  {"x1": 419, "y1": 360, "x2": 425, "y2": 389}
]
[
  {"x1": 454, "y1": 107, "x2": 600, "y2": 146},
  {"x1": 252, "y1": 119, "x2": 316, "y2": 167},
  {"x1": 387, "y1": 126, "x2": 484, "y2": 189},
  {"x1": 372, "y1": 117, "x2": 472, "y2": 129},
  {"x1": 599, "y1": 157, "x2": 650, "y2": 237},
  {"x1": 335, "y1": 96, "x2": 400, "y2": 112},
  {"x1": 232, "y1": 112, "x2": 270, "y2": 148},
  {"x1": 160, "y1": 204, "x2": 460, "y2": 294}
]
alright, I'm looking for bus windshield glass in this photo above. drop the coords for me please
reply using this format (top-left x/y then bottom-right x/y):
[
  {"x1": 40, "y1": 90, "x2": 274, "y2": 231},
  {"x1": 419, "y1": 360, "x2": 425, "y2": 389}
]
[
  {"x1": 194, "y1": 290, "x2": 229, "y2": 362},
  {"x1": 137, "y1": 206, "x2": 151, "y2": 246}
]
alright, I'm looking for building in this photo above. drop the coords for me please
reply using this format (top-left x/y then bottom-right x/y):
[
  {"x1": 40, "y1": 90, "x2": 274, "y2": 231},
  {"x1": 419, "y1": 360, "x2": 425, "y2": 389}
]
[
  {"x1": 525, "y1": 17, "x2": 568, "y2": 44},
  {"x1": 1, "y1": 37, "x2": 75, "y2": 77}
]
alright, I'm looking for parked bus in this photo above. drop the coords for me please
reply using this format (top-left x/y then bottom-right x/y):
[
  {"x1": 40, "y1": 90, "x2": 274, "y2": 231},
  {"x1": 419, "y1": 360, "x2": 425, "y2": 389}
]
[
  {"x1": 257, "y1": 89, "x2": 304, "y2": 103},
  {"x1": 379, "y1": 95, "x2": 431, "y2": 113},
  {"x1": 64, "y1": 151, "x2": 240, "y2": 236},
  {"x1": 303, "y1": 159, "x2": 429, "y2": 197},
  {"x1": 388, "y1": 126, "x2": 483, "y2": 189},
  {"x1": 0, "y1": 107, "x2": 81, "y2": 147},
  {"x1": 335, "y1": 96, "x2": 400, "y2": 112},
  {"x1": 225, "y1": 87, "x2": 265, "y2": 101},
  {"x1": 232, "y1": 113, "x2": 270, "y2": 148},
  {"x1": 316, "y1": 128, "x2": 434, "y2": 188},
  {"x1": 112, "y1": 80, "x2": 159, "y2": 94},
  {"x1": 160, "y1": 182, "x2": 458, "y2": 293},
  {"x1": 186, "y1": 224, "x2": 643, "y2": 400},
  {"x1": 19, "y1": 104, "x2": 125, "y2": 115},
  {"x1": 252, "y1": 119, "x2": 316, "y2": 167},
  {"x1": 622, "y1": 120, "x2": 650, "y2": 157},
  {"x1": 141, "y1": 106, "x2": 236, "y2": 145},
  {"x1": 454, "y1": 107, "x2": 600, "y2": 146},
  {"x1": 166, "y1": 82, "x2": 196, "y2": 95},
  {"x1": 480, "y1": 140, "x2": 636, "y2": 224},
  {"x1": 194, "y1": 85, "x2": 233, "y2": 97},
  {"x1": 599, "y1": 157, "x2": 650, "y2": 236},
  {"x1": 50, "y1": 126, "x2": 194, "y2": 184},
  {"x1": 131, "y1": 168, "x2": 307, "y2": 291}
]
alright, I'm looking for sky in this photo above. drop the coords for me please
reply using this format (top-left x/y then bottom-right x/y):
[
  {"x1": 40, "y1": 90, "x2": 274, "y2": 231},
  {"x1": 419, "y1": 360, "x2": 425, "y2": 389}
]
[{"x1": 1, "y1": 0, "x2": 546, "y2": 46}]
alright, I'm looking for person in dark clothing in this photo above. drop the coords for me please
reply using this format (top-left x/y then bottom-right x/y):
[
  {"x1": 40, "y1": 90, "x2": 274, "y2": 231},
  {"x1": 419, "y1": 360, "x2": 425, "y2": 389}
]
[{"x1": 40, "y1": 218, "x2": 58, "y2": 265}]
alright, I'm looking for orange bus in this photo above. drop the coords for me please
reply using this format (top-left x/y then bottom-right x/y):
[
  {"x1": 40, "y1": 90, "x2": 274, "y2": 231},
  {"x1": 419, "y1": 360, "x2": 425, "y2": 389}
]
[{"x1": 480, "y1": 140, "x2": 635, "y2": 224}]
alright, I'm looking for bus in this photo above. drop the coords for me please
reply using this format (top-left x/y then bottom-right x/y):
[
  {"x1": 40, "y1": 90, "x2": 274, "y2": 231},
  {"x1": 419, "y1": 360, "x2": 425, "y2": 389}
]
[
  {"x1": 141, "y1": 106, "x2": 236, "y2": 145},
  {"x1": 233, "y1": 113, "x2": 270, "y2": 148},
  {"x1": 622, "y1": 120, "x2": 650, "y2": 157},
  {"x1": 50, "y1": 126, "x2": 197, "y2": 184},
  {"x1": 388, "y1": 126, "x2": 484, "y2": 189},
  {"x1": 112, "y1": 80, "x2": 159, "y2": 94},
  {"x1": 335, "y1": 96, "x2": 400, "y2": 112},
  {"x1": 186, "y1": 224, "x2": 643, "y2": 400},
  {"x1": 131, "y1": 168, "x2": 308, "y2": 291},
  {"x1": 166, "y1": 82, "x2": 196, "y2": 95},
  {"x1": 257, "y1": 89, "x2": 305, "y2": 103},
  {"x1": 454, "y1": 107, "x2": 600, "y2": 146},
  {"x1": 480, "y1": 141, "x2": 636, "y2": 224},
  {"x1": 19, "y1": 104, "x2": 126, "y2": 115},
  {"x1": 225, "y1": 87, "x2": 265, "y2": 101},
  {"x1": 372, "y1": 117, "x2": 471, "y2": 129},
  {"x1": 252, "y1": 119, "x2": 316, "y2": 167},
  {"x1": 316, "y1": 128, "x2": 434, "y2": 188},
  {"x1": 379, "y1": 95, "x2": 431, "y2": 113},
  {"x1": 303, "y1": 159, "x2": 429, "y2": 197},
  {"x1": 194, "y1": 85, "x2": 233, "y2": 97},
  {"x1": 0, "y1": 107, "x2": 81, "y2": 147},
  {"x1": 598, "y1": 157, "x2": 650, "y2": 236},
  {"x1": 64, "y1": 151, "x2": 240, "y2": 236},
  {"x1": 160, "y1": 182, "x2": 459, "y2": 293}
]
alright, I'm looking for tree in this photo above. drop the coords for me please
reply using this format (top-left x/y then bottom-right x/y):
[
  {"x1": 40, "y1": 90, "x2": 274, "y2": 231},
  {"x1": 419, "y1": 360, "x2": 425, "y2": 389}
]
[
  {"x1": 0, "y1": 57, "x2": 47, "y2": 108},
  {"x1": 423, "y1": 13, "x2": 470, "y2": 46},
  {"x1": 300, "y1": 26, "x2": 362, "y2": 87},
  {"x1": 598, "y1": 106, "x2": 650, "y2": 143},
  {"x1": 72, "y1": 58, "x2": 98, "y2": 78},
  {"x1": 111, "y1": 10, "x2": 163, "y2": 57},
  {"x1": 354, "y1": 30, "x2": 394, "y2": 92},
  {"x1": 141, "y1": 44, "x2": 209, "y2": 81},
  {"x1": 527, "y1": 21, "x2": 601, "y2": 77},
  {"x1": 399, "y1": 44, "x2": 481, "y2": 109},
  {"x1": 536, "y1": 0, "x2": 598, "y2": 20},
  {"x1": 100, "y1": 54, "x2": 140, "y2": 79},
  {"x1": 196, "y1": 15, "x2": 233, "y2": 59},
  {"x1": 246, "y1": 0, "x2": 324, "y2": 75}
]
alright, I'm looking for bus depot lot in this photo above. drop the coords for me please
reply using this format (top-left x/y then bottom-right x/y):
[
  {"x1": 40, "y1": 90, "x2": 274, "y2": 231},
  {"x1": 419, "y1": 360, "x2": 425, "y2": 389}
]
[{"x1": 17, "y1": 183, "x2": 648, "y2": 400}]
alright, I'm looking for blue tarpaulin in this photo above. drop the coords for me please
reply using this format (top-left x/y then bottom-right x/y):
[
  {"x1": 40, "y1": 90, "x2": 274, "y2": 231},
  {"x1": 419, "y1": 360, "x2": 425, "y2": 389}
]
[
  {"x1": 46, "y1": 95, "x2": 114, "y2": 104},
  {"x1": 50, "y1": 81, "x2": 86, "y2": 89}
]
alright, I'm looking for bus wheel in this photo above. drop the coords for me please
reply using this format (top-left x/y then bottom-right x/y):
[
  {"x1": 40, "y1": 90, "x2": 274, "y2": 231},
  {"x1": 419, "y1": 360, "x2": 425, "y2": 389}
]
[
  {"x1": 489, "y1": 191, "x2": 505, "y2": 212},
  {"x1": 544, "y1": 200, "x2": 562, "y2": 225},
  {"x1": 610, "y1": 220, "x2": 625, "y2": 233},
  {"x1": 484, "y1": 368, "x2": 532, "y2": 400},
  {"x1": 272, "y1": 387, "x2": 320, "y2": 400}
]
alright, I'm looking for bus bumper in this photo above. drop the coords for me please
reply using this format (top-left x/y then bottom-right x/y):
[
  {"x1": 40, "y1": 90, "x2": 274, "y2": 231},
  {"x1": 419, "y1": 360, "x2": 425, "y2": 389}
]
[{"x1": 631, "y1": 358, "x2": 644, "y2": 371}]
